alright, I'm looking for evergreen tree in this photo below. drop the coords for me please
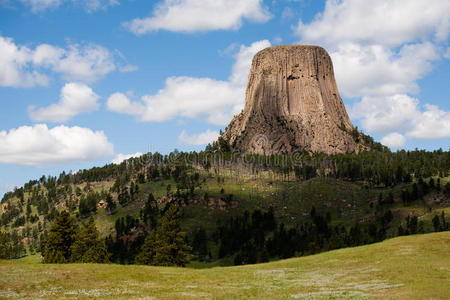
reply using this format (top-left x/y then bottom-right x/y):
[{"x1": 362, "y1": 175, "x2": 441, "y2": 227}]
[
  {"x1": 135, "y1": 232, "x2": 157, "y2": 265},
  {"x1": 406, "y1": 215, "x2": 418, "y2": 235},
  {"x1": 441, "y1": 212, "x2": 448, "y2": 231},
  {"x1": 432, "y1": 215, "x2": 441, "y2": 232},
  {"x1": 142, "y1": 193, "x2": 158, "y2": 227},
  {"x1": 0, "y1": 231, "x2": 9, "y2": 258},
  {"x1": 105, "y1": 193, "x2": 116, "y2": 214},
  {"x1": 42, "y1": 211, "x2": 78, "y2": 263},
  {"x1": 0, "y1": 231, "x2": 25, "y2": 259},
  {"x1": 192, "y1": 227, "x2": 208, "y2": 261},
  {"x1": 70, "y1": 218, "x2": 110, "y2": 263},
  {"x1": 136, "y1": 205, "x2": 192, "y2": 266}
]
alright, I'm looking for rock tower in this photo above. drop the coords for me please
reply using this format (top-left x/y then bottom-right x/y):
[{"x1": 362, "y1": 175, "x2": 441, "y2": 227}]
[{"x1": 220, "y1": 45, "x2": 362, "y2": 155}]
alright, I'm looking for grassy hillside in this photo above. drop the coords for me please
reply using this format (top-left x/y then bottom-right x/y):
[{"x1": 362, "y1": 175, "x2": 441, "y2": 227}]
[
  {"x1": 0, "y1": 232, "x2": 448, "y2": 299},
  {"x1": 1, "y1": 150, "x2": 449, "y2": 265}
]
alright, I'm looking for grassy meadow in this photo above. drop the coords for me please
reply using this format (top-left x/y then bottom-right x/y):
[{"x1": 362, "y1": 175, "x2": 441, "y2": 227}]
[{"x1": 0, "y1": 231, "x2": 448, "y2": 299}]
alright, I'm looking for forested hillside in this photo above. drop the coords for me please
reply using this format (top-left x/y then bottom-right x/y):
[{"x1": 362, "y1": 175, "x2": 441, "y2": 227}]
[{"x1": 1, "y1": 149, "x2": 449, "y2": 266}]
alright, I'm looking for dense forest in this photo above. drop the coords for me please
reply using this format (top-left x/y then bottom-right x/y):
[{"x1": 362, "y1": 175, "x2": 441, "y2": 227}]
[{"x1": 0, "y1": 148, "x2": 449, "y2": 265}]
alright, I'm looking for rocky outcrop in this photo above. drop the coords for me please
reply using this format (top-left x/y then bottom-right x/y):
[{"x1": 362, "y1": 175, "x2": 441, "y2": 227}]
[{"x1": 220, "y1": 45, "x2": 363, "y2": 155}]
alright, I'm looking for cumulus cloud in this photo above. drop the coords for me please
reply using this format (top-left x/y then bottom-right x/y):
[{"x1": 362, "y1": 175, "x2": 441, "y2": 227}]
[
  {"x1": 350, "y1": 94, "x2": 421, "y2": 134},
  {"x1": 295, "y1": 0, "x2": 450, "y2": 48},
  {"x1": 178, "y1": 129, "x2": 219, "y2": 146},
  {"x1": 32, "y1": 42, "x2": 116, "y2": 82},
  {"x1": 351, "y1": 94, "x2": 450, "y2": 141},
  {"x1": 331, "y1": 42, "x2": 438, "y2": 98},
  {"x1": 0, "y1": 35, "x2": 117, "y2": 87},
  {"x1": 111, "y1": 152, "x2": 143, "y2": 164},
  {"x1": 407, "y1": 104, "x2": 450, "y2": 139},
  {"x1": 124, "y1": 0, "x2": 271, "y2": 34},
  {"x1": 106, "y1": 92, "x2": 144, "y2": 115},
  {"x1": 107, "y1": 40, "x2": 271, "y2": 125},
  {"x1": 28, "y1": 82, "x2": 99, "y2": 122},
  {"x1": 380, "y1": 133, "x2": 406, "y2": 149},
  {"x1": 0, "y1": 36, "x2": 49, "y2": 87},
  {"x1": 0, "y1": 124, "x2": 114, "y2": 166},
  {"x1": 108, "y1": 78, "x2": 242, "y2": 125}
]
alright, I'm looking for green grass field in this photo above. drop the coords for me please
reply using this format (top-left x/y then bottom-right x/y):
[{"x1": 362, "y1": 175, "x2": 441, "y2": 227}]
[{"x1": 0, "y1": 232, "x2": 448, "y2": 299}]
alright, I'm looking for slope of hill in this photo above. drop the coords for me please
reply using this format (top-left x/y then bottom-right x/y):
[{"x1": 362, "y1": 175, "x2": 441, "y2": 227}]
[
  {"x1": 0, "y1": 232, "x2": 448, "y2": 299},
  {"x1": 0, "y1": 150, "x2": 449, "y2": 265}
]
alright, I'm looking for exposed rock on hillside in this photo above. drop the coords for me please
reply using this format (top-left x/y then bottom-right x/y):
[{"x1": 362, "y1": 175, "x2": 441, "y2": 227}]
[{"x1": 220, "y1": 45, "x2": 365, "y2": 155}]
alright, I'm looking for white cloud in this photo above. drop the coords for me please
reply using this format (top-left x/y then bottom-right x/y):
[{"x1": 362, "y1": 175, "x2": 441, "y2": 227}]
[
  {"x1": 331, "y1": 42, "x2": 438, "y2": 98},
  {"x1": 32, "y1": 42, "x2": 116, "y2": 83},
  {"x1": 111, "y1": 152, "x2": 143, "y2": 164},
  {"x1": 351, "y1": 94, "x2": 450, "y2": 142},
  {"x1": 178, "y1": 129, "x2": 219, "y2": 146},
  {"x1": 106, "y1": 92, "x2": 144, "y2": 115},
  {"x1": 380, "y1": 133, "x2": 406, "y2": 149},
  {"x1": 0, "y1": 124, "x2": 113, "y2": 166},
  {"x1": 0, "y1": 35, "x2": 117, "y2": 87},
  {"x1": 350, "y1": 94, "x2": 421, "y2": 134},
  {"x1": 107, "y1": 40, "x2": 271, "y2": 125},
  {"x1": 295, "y1": 0, "x2": 450, "y2": 48},
  {"x1": 407, "y1": 104, "x2": 450, "y2": 139},
  {"x1": 124, "y1": 0, "x2": 271, "y2": 35},
  {"x1": 28, "y1": 82, "x2": 99, "y2": 122},
  {"x1": 108, "y1": 77, "x2": 242, "y2": 125},
  {"x1": 0, "y1": 36, "x2": 49, "y2": 87}
]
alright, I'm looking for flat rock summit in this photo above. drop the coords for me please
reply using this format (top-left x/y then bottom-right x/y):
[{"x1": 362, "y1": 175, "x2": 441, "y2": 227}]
[{"x1": 219, "y1": 45, "x2": 364, "y2": 155}]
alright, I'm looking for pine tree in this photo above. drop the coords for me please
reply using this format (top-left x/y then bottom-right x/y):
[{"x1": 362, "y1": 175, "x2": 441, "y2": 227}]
[
  {"x1": 135, "y1": 232, "x2": 157, "y2": 265},
  {"x1": 70, "y1": 217, "x2": 110, "y2": 263},
  {"x1": 42, "y1": 211, "x2": 78, "y2": 263},
  {"x1": 432, "y1": 215, "x2": 441, "y2": 232},
  {"x1": 142, "y1": 193, "x2": 158, "y2": 227},
  {"x1": 105, "y1": 193, "x2": 116, "y2": 214},
  {"x1": 192, "y1": 227, "x2": 208, "y2": 261},
  {"x1": 136, "y1": 205, "x2": 192, "y2": 266},
  {"x1": 441, "y1": 212, "x2": 448, "y2": 230},
  {"x1": 0, "y1": 231, "x2": 23, "y2": 259}
]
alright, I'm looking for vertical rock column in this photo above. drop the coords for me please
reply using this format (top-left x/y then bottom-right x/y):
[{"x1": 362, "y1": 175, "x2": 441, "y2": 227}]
[{"x1": 221, "y1": 45, "x2": 360, "y2": 155}]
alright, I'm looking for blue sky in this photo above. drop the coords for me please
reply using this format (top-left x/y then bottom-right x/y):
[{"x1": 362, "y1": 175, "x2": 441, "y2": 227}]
[{"x1": 0, "y1": 0, "x2": 449, "y2": 197}]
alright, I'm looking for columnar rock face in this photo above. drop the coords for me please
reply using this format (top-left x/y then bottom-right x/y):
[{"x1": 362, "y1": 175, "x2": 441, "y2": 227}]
[{"x1": 220, "y1": 45, "x2": 361, "y2": 155}]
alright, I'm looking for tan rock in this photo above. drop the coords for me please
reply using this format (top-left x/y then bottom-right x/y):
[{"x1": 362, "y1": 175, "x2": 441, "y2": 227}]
[
  {"x1": 97, "y1": 199, "x2": 107, "y2": 209},
  {"x1": 221, "y1": 45, "x2": 364, "y2": 155},
  {"x1": 1, "y1": 202, "x2": 8, "y2": 214}
]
